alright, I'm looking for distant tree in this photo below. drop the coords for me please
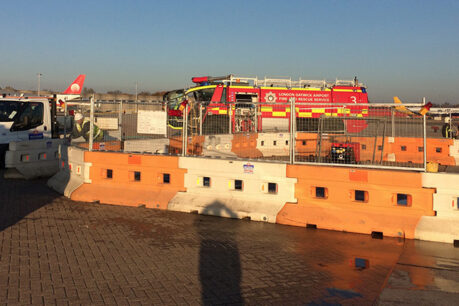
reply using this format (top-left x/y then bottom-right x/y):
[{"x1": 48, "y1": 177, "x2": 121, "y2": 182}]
[
  {"x1": 83, "y1": 87, "x2": 96, "y2": 95},
  {"x1": 138, "y1": 91, "x2": 152, "y2": 96},
  {"x1": 107, "y1": 90, "x2": 122, "y2": 95},
  {"x1": 4, "y1": 86, "x2": 17, "y2": 92}
]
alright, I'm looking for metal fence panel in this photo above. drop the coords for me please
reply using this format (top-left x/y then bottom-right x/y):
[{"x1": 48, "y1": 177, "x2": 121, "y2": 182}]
[{"x1": 71, "y1": 99, "x2": 454, "y2": 171}]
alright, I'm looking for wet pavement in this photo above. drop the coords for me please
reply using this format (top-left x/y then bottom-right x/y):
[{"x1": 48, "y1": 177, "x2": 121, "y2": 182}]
[{"x1": 0, "y1": 173, "x2": 458, "y2": 305}]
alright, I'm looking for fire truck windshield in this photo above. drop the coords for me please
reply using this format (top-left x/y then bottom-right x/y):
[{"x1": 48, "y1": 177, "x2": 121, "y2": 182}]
[{"x1": 193, "y1": 88, "x2": 215, "y2": 102}]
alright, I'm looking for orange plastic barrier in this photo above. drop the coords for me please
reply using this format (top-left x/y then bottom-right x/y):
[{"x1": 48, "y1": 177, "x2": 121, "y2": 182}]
[
  {"x1": 231, "y1": 134, "x2": 263, "y2": 158},
  {"x1": 71, "y1": 152, "x2": 186, "y2": 209},
  {"x1": 295, "y1": 134, "x2": 455, "y2": 166},
  {"x1": 276, "y1": 164, "x2": 435, "y2": 239},
  {"x1": 168, "y1": 136, "x2": 205, "y2": 156}
]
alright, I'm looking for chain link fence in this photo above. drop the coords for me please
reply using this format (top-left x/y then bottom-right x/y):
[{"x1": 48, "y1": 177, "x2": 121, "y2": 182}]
[{"x1": 69, "y1": 97, "x2": 459, "y2": 171}]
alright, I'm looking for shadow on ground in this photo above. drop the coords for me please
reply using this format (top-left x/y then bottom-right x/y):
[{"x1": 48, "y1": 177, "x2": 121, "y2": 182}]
[
  {"x1": 0, "y1": 171, "x2": 59, "y2": 232},
  {"x1": 196, "y1": 201, "x2": 243, "y2": 305}
]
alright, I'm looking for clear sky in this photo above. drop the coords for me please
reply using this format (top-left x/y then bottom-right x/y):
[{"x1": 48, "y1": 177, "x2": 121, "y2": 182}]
[{"x1": 1, "y1": 0, "x2": 458, "y2": 103}]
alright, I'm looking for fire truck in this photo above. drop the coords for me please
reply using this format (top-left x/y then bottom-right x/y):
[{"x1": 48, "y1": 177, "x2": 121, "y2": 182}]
[{"x1": 164, "y1": 74, "x2": 369, "y2": 134}]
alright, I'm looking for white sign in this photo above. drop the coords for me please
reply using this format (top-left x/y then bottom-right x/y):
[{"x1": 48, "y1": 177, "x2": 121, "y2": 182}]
[{"x1": 137, "y1": 110, "x2": 167, "y2": 135}]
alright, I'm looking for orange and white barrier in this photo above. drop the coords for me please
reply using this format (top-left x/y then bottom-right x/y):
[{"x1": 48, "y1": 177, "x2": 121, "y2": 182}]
[
  {"x1": 415, "y1": 173, "x2": 459, "y2": 244},
  {"x1": 5, "y1": 139, "x2": 65, "y2": 179},
  {"x1": 50, "y1": 142, "x2": 459, "y2": 244},
  {"x1": 276, "y1": 165, "x2": 435, "y2": 239},
  {"x1": 47, "y1": 145, "x2": 92, "y2": 197},
  {"x1": 71, "y1": 152, "x2": 186, "y2": 209},
  {"x1": 168, "y1": 158, "x2": 296, "y2": 223}
]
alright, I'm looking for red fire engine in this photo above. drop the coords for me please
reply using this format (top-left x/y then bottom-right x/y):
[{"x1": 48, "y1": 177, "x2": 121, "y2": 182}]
[{"x1": 164, "y1": 74, "x2": 369, "y2": 134}]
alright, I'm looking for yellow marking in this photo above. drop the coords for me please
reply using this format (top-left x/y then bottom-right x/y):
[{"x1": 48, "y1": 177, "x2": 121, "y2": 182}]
[
  {"x1": 261, "y1": 107, "x2": 272, "y2": 112},
  {"x1": 167, "y1": 124, "x2": 183, "y2": 130},
  {"x1": 333, "y1": 89, "x2": 362, "y2": 92},
  {"x1": 230, "y1": 86, "x2": 255, "y2": 89},
  {"x1": 218, "y1": 110, "x2": 228, "y2": 114},
  {"x1": 186, "y1": 85, "x2": 217, "y2": 93},
  {"x1": 291, "y1": 87, "x2": 322, "y2": 91},
  {"x1": 357, "y1": 114, "x2": 363, "y2": 117},
  {"x1": 312, "y1": 108, "x2": 325, "y2": 113},
  {"x1": 197, "y1": 178, "x2": 200, "y2": 185},
  {"x1": 260, "y1": 86, "x2": 288, "y2": 90},
  {"x1": 332, "y1": 113, "x2": 338, "y2": 117},
  {"x1": 272, "y1": 112, "x2": 286, "y2": 117},
  {"x1": 298, "y1": 113, "x2": 313, "y2": 118}
]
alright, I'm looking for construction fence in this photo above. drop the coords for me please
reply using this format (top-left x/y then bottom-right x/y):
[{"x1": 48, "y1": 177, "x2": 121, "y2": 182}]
[{"x1": 67, "y1": 98, "x2": 459, "y2": 171}]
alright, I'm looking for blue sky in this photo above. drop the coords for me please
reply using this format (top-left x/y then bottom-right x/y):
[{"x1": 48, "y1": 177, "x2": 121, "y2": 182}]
[{"x1": 1, "y1": 0, "x2": 458, "y2": 103}]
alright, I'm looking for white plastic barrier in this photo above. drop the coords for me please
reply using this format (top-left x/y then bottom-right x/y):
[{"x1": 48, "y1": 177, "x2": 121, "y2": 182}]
[
  {"x1": 257, "y1": 133, "x2": 290, "y2": 157},
  {"x1": 47, "y1": 145, "x2": 92, "y2": 197},
  {"x1": 123, "y1": 138, "x2": 169, "y2": 154},
  {"x1": 201, "y1": 135, "x2": 236, "y2": 157},
  {"x1": 449, "y1": 139, "x2": 459, "y2": 165},
  {"x1": 168, "y1": 157, "x2": 297, "y2": 223},
  {"x1": 4, "y1": 139, "x2": 66, "y2": 179},
  {"x1": 415, "y1": 173, "x2": 459, "y2": 244}
]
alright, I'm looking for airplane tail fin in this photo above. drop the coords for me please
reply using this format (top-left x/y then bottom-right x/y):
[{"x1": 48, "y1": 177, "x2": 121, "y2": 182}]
[
  {"x1": 62, "y1": 74, "x2": 86, "y2": 94},
  {"x1": 394, "y1": 96, "x2": 415, "y2": 116}
]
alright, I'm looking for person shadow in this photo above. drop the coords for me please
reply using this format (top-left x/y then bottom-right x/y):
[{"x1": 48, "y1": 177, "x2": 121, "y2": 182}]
[{"x1": 196, "y1": 201, "x2": 244, "y2": 305}]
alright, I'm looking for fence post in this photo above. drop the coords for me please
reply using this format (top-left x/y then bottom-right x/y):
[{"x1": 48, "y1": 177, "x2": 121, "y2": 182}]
[
  {"x1": 89, "y1": 95, "x2": 94, "y2": 151},
  {"x1": 63, "y1": 97, "x2": 68, "y2": 139},
  {"x1": 182, "y1": 104, "x2": 188, "y2": 156},
  {"x1": 391, "y1": 107, "x2": 395, "y2": 138},
  {"x1": 229, "y1": 103, "x2": 232, "y2": 134},
  {"x1": 199, "y1": 102, "x2": 202, "y2": 136},
  {"x1": 289, "y1": 98, "x2": 295, "y2": 164},
  {"x1": 423, "y1": 97, "x2": 427, "y2": 171},
  {"x1": 118, "y1": 100, "x2": 123, "y2": 142}
]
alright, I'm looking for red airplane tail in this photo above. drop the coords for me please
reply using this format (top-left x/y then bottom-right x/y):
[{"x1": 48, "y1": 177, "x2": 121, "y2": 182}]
[{"x1": 62, "y1": 74, "x2": 86, "y2": 94}]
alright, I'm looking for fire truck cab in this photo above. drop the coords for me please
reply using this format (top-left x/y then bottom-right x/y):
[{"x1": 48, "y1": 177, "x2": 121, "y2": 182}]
[{"x1": 164, "y1": 74, "x2": 369, "y2": 134}]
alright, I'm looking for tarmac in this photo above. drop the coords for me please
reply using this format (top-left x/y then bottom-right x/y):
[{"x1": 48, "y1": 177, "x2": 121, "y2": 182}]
[{"x1": 0, "y1": 172, "x2": 458, "y2": 305}]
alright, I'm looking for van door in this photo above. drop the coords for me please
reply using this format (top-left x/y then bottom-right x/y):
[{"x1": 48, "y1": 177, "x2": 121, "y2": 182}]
[{"x1": 12, "y1": 102, "x2": 49, "y2": 141}]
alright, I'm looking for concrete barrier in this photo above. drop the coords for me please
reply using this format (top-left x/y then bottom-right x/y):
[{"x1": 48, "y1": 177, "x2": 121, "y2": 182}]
[
  {"x1": 415, "y1": 173, "x2": 459, "y2": 244},
  {"x1": 4, "y1": 139, "x2": 66, "y2": 179},
  {"x1": 168, "y1": 157, "x2": 297, "y2": 223},
  {"x1": 47, "y1": 145, "x2": 92, "y2": 197}
]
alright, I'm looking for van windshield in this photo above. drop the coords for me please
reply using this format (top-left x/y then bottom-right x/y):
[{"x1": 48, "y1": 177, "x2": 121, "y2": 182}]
[{"x1": 0, "y1": 101, "x2": 22, "y2": 122}]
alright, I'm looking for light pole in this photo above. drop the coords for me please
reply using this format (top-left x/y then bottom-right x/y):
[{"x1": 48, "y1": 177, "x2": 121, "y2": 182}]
[
  {"x1": 37, "y1": 73, "x2": 42, "y2": 96},
  {"x1": 135, "y1": 82, "x2": 138, "y2": 102}
]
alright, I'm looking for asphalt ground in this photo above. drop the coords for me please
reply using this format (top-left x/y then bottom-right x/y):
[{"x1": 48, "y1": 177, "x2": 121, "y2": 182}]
[{"x1": 0, "y1": 173, "x2": 458, "y2": 305}]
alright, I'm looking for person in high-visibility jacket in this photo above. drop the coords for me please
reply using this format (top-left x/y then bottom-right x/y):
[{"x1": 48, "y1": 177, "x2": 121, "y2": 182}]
[{"x1": 72, "y1": 112, "x2": 104, "y2": 141}]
